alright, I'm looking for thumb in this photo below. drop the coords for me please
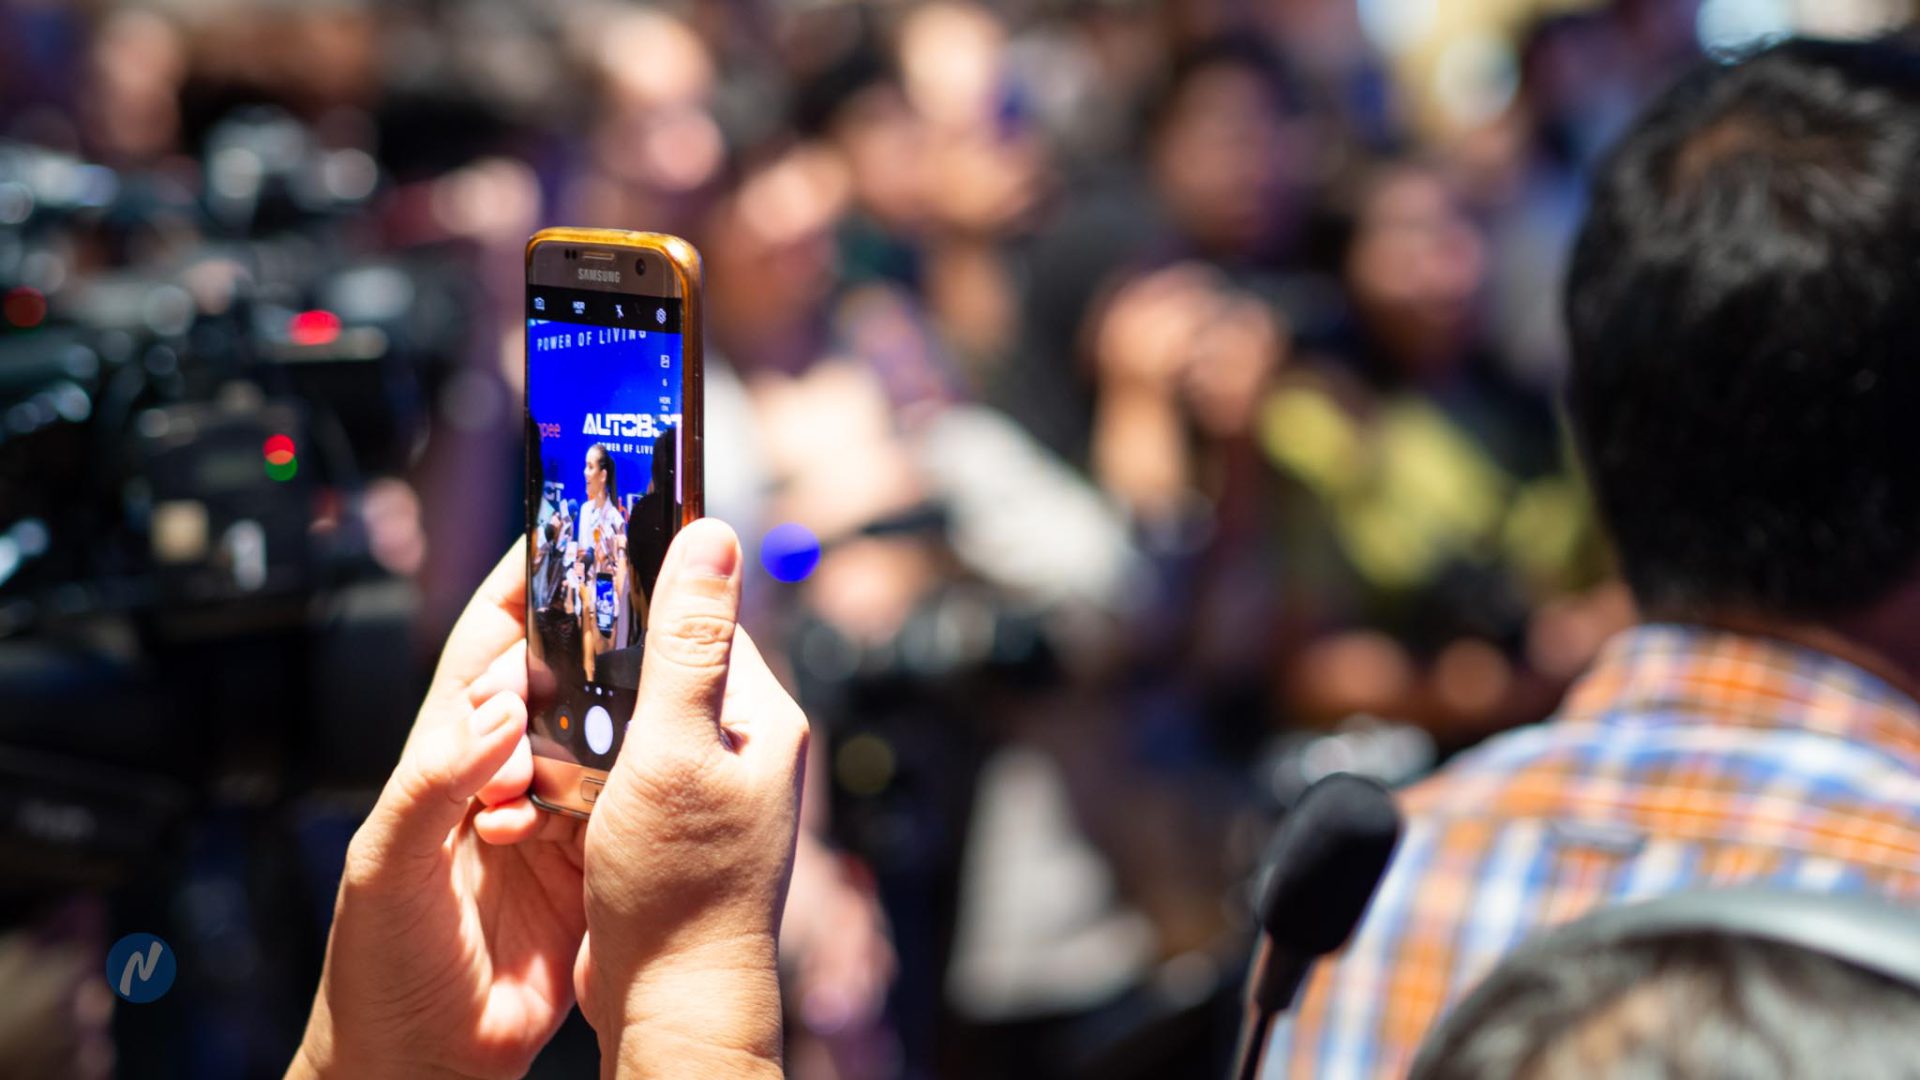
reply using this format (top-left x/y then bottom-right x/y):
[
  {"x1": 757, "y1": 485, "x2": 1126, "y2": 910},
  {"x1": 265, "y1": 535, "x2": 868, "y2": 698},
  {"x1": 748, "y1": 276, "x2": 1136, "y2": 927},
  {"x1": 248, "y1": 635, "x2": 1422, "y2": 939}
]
[
  {"x1": 623, "y1": 518, "x2": 742, "y2": 762},
  {"x1": 361, "y1": 690, "x2": 527, "y2": 866}
]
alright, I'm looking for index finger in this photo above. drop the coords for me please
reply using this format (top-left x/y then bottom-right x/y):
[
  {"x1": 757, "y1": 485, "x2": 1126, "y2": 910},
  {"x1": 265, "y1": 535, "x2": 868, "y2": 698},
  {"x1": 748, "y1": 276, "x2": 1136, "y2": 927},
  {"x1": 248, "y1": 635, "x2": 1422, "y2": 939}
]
[{"x1": 427, "y1": 537, "x2": 528, "y2": 701}]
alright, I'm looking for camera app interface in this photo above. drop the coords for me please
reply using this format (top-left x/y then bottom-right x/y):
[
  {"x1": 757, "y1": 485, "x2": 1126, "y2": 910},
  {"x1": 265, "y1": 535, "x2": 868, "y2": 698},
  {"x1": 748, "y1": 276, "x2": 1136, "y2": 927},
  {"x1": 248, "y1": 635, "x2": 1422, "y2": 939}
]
[{"x1": 526, "y1": 284, "x2": 684, "y2": 768}]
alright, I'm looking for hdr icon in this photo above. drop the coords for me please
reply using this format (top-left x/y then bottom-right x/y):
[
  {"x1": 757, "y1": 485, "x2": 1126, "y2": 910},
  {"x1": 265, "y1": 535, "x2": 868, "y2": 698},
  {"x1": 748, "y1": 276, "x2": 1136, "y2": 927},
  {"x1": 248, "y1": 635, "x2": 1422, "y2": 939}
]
[{"x1": 106, "y1": 933, "x2": 176, "y2": 1003}]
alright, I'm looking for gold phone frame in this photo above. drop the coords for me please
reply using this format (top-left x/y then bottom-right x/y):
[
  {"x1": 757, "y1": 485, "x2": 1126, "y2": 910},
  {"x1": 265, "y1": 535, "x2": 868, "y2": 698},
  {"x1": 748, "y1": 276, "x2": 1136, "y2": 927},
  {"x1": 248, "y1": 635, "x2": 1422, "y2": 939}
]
[{"x1": 524, "y1": 228, "x2": 703, "y2": 818}]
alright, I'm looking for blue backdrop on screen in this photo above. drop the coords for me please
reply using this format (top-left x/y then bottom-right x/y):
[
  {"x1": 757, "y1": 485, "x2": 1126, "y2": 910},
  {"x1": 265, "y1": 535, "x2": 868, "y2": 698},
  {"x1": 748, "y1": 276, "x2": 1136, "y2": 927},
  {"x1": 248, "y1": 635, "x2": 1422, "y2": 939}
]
[{"x1": 527, "y1": 318, "x2": 683, "y2": 505}]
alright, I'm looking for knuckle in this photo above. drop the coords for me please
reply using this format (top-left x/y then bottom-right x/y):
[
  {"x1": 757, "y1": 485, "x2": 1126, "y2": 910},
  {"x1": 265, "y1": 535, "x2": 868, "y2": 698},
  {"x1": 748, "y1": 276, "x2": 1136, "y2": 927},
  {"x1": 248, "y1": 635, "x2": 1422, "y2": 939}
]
[
  {"x1": 407, "y1": 744, "x2": 462, "y2": 808},
  {"x1": 388, "y1": 732, "x2": 470, "y2": 821},
  {"x1": 649, "y1": 611, "x2": 737, "y2": 672},
  {"x1": 342, "y1": 829, "x2": 386, "y2": 885}
]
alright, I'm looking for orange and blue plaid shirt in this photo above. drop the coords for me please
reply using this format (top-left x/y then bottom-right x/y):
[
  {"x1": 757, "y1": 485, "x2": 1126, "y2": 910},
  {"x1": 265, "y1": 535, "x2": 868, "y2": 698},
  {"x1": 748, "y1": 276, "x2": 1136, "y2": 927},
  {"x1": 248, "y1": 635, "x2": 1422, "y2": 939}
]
[{"x1": 1265, "y1": 623, "x2": 1920, "y2": 1079}]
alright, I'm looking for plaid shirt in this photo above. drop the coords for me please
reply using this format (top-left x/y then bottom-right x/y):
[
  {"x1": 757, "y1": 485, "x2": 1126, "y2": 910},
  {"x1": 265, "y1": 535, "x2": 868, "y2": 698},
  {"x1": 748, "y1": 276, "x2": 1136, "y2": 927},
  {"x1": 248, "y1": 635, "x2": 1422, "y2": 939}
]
[{"x1": 1265, "y1": 623, "x2": 1920, "y2": 1079}]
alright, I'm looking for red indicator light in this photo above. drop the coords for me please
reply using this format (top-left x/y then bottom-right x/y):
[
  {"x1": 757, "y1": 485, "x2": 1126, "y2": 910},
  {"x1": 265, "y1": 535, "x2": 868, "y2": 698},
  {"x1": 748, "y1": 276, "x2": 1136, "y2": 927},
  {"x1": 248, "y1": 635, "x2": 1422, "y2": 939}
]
[
  {"x1": 3, "y1": 287, "x2": 46, "y2": 329},
  {"x1": 288, "y1": 309, "x2": 341, "y2": 346},
  {"x1": 263, "y1": 434, "x2": 297, "y2": 464}
]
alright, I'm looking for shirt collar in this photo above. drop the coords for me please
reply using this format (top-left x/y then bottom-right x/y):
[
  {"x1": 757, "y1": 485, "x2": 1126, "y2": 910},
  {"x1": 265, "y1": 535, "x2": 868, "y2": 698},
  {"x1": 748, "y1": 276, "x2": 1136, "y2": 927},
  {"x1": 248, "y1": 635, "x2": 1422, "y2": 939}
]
[{"x1": 1561, "y1": 622, "x2": 1920, "y2": 757}]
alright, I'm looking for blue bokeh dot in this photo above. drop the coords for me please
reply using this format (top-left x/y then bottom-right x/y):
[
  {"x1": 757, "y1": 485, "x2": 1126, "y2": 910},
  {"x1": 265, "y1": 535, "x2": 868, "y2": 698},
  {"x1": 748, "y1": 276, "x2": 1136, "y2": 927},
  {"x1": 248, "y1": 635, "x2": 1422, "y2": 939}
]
[{"x1": 760, "y1": 523, "x2": 821, "y2": 583}]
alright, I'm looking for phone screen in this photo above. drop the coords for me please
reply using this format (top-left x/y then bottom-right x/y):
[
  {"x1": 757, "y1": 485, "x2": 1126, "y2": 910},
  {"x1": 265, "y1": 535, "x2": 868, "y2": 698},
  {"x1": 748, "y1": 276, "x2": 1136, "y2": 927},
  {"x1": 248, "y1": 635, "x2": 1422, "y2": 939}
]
[{"x1": 525, "y1": 285, "x2": 684, "y2": 768}]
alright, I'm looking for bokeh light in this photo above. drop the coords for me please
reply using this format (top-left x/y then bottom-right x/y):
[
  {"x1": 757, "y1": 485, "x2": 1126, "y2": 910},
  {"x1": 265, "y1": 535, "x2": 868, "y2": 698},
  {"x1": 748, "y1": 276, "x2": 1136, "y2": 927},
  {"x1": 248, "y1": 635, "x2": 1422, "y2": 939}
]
[
  {"x1": 760, "y1": 522, "x2": 822, "y2": 584},
  {"x1": 263, "y1": 433, "x2": 298, "y2": 481},
  {"x1": 3, "y1": 287, "x2": 47, "y2": 329},
  {"x1": 287, "y1": 309, "x2": 342, "y2": 346},
  {"x1": 1697, "y1": 0, "x2": 1793, "y2": 55}
]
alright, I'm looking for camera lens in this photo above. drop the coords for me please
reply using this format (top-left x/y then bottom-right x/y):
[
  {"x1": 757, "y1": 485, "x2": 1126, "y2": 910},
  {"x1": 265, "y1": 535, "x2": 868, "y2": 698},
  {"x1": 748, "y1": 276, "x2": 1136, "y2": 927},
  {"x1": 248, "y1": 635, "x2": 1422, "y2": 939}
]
[{"x1": 634, "y1": 257, "x2": 646, "y2": 275}]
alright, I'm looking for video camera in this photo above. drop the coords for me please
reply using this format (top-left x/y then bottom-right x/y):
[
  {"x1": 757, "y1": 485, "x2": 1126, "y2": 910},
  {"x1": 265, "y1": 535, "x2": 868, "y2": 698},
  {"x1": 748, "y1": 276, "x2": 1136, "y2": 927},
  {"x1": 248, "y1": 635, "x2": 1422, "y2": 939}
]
[{"x1": 0, "y1": 109, "x2": 483, "y2": 887}]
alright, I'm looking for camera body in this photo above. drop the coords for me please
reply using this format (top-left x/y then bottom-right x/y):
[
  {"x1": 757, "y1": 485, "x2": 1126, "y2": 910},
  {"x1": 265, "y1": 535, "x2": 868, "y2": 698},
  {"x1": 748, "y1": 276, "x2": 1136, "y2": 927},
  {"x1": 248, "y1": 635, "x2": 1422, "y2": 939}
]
[{"x1": 0, "y1": 112, "x2": 482, "y2": 884}]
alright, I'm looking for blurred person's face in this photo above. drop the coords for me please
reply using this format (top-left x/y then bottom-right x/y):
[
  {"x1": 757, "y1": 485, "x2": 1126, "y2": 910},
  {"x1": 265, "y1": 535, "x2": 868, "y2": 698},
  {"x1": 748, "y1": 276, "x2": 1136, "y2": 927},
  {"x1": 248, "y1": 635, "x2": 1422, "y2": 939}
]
[
  {"x1": 1151, "y1": 64, "x2": 1291, "y2": 260},
  {"x1": 595, "y1": 105, "x2": 725, "y2": 196},
  {"x1": 895, "y1": 0, "x2": 1046, "y2": 235},
  {"x1": 1344, "y1": 166, "x2": 1487, "y2": 377},
  {"x1": 595, "y1": 7, "x2": 714, "y2": 108},
  {"x1": 898, "y1": 1, "x2": 1004, "y2": 131},
  {"x1": 82, "y1": 10, "x2": 186, "y2": 162},
  {"x1": 832, "y1": 83, "x2": 929, "y2": 233},
  {"x1": 589, "y1": 9, "x2": 724, "y2": 200},
  {"x1": 706, "y1": 145, "x2": 851, "y2": 366}
]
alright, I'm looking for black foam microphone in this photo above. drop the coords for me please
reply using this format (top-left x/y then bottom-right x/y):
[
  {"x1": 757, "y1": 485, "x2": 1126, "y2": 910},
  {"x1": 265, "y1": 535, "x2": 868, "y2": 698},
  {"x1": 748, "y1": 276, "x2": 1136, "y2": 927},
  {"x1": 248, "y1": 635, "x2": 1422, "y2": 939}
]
[{"x1": 1230, "y1": 772, "x2": 1403, "y2": 1080}]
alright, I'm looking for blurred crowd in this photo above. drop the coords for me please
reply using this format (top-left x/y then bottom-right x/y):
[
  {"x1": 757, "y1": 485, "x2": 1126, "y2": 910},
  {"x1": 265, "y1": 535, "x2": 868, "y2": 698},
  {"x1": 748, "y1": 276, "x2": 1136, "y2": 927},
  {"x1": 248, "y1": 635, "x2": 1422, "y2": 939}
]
[{"x1": 5, "y1": 0, "x2": 1900, "y2": 1077}]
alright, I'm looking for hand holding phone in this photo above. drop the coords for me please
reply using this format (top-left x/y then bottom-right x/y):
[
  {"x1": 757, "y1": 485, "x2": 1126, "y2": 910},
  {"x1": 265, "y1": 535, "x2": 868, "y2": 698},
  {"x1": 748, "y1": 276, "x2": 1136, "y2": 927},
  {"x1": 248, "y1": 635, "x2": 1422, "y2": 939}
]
[
  {"x1": 295, "y1": 527, "x2": 808, "y2": 1080},
  {"x1": 573, "y1": 520, "x2": 803, "y2": 1079},
  {"x1": 292, "y1": 543, "x2": 587, "y2": 1080}
]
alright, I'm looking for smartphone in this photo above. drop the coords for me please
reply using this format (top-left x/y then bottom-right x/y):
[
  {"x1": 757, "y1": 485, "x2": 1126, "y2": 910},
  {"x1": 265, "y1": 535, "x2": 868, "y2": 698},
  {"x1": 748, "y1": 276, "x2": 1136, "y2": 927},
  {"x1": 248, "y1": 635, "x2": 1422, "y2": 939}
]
[{"x1": 524, "y1": 228, "x2": 703, "y2": 817}]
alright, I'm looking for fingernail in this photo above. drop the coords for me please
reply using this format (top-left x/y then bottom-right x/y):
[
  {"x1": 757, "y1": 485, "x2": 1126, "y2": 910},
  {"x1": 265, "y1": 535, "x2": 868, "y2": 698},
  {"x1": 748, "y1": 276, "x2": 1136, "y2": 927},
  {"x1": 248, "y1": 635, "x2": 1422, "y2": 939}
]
[{"x1": 682, "y1": 521, "x2": 738, "y2": 579}]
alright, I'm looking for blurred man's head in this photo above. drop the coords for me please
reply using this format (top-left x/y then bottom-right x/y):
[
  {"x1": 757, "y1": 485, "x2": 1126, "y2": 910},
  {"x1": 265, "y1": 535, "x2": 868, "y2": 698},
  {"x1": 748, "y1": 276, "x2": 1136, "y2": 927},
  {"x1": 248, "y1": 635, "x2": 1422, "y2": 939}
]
[
  {"x1": 1147, "y1": 38, "x2": 1301, "y2": 261},
  {"x1": 795, "y1": 45, "x2": 925, "y2": 233},
  {"x1": 1566, "y1": 38, "x2": 1920, "y2": 627},
  {"x1": 702, "y1": 142, "x2": 850, "y2": 370},
  {"x1": 579, "y1": 7, "x2": 725, "y2": 221},
  {"x1": 1413, "y1": 926, "x2": 1920, "y2": 1079},
  {"x1": 1342, "y1": 160, "x2": 1488, "y2": 380}
]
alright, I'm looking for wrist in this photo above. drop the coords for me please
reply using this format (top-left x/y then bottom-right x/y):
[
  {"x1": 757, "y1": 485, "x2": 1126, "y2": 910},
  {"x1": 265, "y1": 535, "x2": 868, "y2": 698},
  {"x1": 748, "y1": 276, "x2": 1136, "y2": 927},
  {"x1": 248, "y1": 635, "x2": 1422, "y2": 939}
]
[
  {"x1": 588, "y1": 938, "x2": 784, "y2": 1080},
  {"x1": 599, "y1": 1019, "x2": 783, "y2": 1080}
]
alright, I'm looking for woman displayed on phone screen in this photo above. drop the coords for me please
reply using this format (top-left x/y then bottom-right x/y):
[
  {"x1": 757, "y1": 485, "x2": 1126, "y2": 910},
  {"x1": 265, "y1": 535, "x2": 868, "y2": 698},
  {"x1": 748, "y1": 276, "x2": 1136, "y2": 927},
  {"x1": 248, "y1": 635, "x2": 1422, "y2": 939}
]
[{"x1": 577, "y1": 443, "x2": 627, "y2": 679}]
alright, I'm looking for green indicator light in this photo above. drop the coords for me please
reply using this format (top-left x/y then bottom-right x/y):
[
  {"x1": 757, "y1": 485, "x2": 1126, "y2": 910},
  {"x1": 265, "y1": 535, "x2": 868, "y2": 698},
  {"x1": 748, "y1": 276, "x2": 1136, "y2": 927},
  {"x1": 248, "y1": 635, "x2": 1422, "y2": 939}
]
[{"x1": 266, "y1": 457, "x2": 298, "y2": 482}]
